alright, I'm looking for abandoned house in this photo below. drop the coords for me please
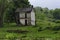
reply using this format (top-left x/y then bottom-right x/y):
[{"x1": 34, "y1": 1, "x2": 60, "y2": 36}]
[{"x1": 15, "y1": 6, "x2": 35, "y2": 26}]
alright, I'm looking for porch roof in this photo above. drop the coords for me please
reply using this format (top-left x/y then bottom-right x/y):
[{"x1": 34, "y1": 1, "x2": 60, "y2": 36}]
[{"x1": 15, "y1": 7, "x2": 33, "y2": 13}]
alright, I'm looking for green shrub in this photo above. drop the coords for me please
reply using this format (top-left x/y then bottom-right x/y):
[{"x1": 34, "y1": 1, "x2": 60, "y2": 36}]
[
  {"x1": 5, "y1": 33, "x2": 17, "y2": 40},
  {"x1": 55, "y1": 20, "x2": 60, "y2": 23},
  {"x1": 52, "y1": 26, "x2": 60, "y2": 31},
  {"x1": 44, "y1": 27, "x2": 52, "y2": 30},
  {"x1": 38, "y1": 27, "x2": 43, "y2": 32}
]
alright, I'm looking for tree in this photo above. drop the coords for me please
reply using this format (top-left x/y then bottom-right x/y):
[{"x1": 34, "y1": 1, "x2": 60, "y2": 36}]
[
  {"x1": 0, "y1": 0, "x2": 30, "y2": 26},
  {"x1": 53, "y1": 8, "x2": 60, "y2": 19},
  {"x1": 13, "y1": 0, "x2": 30, "y2": 25},
  {"x1": 43, "y1": 7, "x2": 49, "y2": 14},
  {"x1": 4, "y1": 0, "x2": 30, "y2": 26},
  {"x1": 0, "y1": 0, "x2": 6, "y2": 27}
]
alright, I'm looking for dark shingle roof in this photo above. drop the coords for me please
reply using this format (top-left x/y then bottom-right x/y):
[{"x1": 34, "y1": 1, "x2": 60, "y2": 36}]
[{"x1": 15, "y1": 7, "x2": 33, "y2": 13}]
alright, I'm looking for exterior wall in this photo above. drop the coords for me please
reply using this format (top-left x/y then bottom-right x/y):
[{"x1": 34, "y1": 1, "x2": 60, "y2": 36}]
[
  {"x1": 19, "y1": 12, "x2": 31, "y2": 25},
  {"x1": 20, "y1": 19, "x2": 25, "y2": 25},
  {"x1": 20, "y1": 13, "x2": 25, "y2": 18},
  {"x1": 31, "y1": 10, "x2": 35, "y2": 25},
  {"x1": 27, "y1": 13, "x2": 31, "y2": 18},
  {"x1": 19, "y1": 10, "x2": 35, "y2": 26},
  {"x1": 27, "y1": 13, "x2": 31, "y2": 25},
  {"x1": 19, "y1": 13, "x2": 25, "y2": 25}
]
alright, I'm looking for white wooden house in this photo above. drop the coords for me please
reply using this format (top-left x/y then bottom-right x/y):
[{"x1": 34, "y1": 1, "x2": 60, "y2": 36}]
[{"x1": 15, "y1": 6, "x2": 35, "y2": 26}]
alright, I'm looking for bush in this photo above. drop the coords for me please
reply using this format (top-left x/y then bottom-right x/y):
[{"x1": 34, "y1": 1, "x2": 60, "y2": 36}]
[
  {"x1": 5, "y1": 33, "x2": 17, "y2": 40},
  {"x1": 55, "y1": 20, "x2": 60, "y2": 23},
  {"x1": 38, "y1": 27, "x2": 43, "y2": 32},
  {"x1": 52, "y1": 26, "x2": 60, "y2": 31},
  {"x1": 44, "y1": 27, "x2": 52, "y2": 30}
]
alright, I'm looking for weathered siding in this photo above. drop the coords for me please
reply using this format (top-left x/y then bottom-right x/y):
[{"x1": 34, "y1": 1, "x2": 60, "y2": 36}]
[
  {"x1": 27, "y1": 13, "x2": 31, "y2": 18},
  {"x1": 31, "y1": 10, "x2": 35, "y2": 25},
  {"x1": 20, "y1": 19, "x2": 25, "y2": 25},
  {"x1": 19, "y1": 12, "x2": 31, "y2": 25},
  {"x1": 19, "y1": 10, "x2": 35, "y2": 26},
  {"x1": 20, "y1": 13, "x2": 25, "y2": 18},
  {"x1": 27, "y1": 13, "x2": 31, "y2": 25},
  {"x1": 19, "y1": 13, "x2": 25, "y2": 25}
]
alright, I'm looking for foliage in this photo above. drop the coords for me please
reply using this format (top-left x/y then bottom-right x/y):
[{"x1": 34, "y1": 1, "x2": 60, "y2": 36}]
[
  {"x1": 5, "y1": 33, "x2": 17, "y2": 40},
  {"x1": 34, "y1": 7, "x2": 60, "y2": 31},
  {"x1": 4, "y1": 0, "x2": 30, "y2": 23},
  {"x1": 0, "y1": 0, "x2": 60, "y2": 39},
  {"x1": 53, "y1": 9, "x2": 60, "y2": 19},
  {"x1": 0, "y1": 23, "x2": 60, "y2": 39}
]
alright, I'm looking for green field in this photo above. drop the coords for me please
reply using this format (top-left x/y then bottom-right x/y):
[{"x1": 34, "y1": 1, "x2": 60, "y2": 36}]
[
  {"x1": 0, "y1": 0, "x2": 60, "y2": 40},
  {"x1": 0, "y1": 7, "x2": 60, "y2": 40},
  {"x1": 0, "y1": 21, "x2": 60, "y2": 40}
]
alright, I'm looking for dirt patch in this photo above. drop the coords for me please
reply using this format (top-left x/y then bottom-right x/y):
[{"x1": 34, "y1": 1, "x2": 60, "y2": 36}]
[{"x1": 7, "y1": 30, "x2": 29, "y2": 34}]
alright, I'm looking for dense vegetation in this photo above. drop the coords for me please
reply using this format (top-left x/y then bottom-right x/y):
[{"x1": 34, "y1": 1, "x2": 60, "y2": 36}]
[
  {"x1": 0, "y1": 7, "x2": 59, "y2": 40},
  {"x1": 35, "y1": 7, "x2": 60, "y2": 31},
  {"x1": 0, "y1": 0, "x2": 30, "y2": 27},
  {"x1": 0, "y1": 0, "x2": 60, "y2": 40}
]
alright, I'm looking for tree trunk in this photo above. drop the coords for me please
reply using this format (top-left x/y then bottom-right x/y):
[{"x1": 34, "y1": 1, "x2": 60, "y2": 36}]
[
  {"x1": 0, "y1": 16, "x2": 3, "y2": 27},
  {"x1": 0, "y1": 0, "x2": 5, "y2": 27}
]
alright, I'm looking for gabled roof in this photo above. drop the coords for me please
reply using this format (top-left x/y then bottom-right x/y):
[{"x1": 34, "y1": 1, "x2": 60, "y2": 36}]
[{"x1": 15, "y1": 7, "x2": 33, "y2": 13}]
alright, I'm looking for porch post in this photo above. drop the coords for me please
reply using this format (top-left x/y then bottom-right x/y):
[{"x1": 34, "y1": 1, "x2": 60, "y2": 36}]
[{"x1": 25, "y1": 13, "x2": 27, "y2": 25}]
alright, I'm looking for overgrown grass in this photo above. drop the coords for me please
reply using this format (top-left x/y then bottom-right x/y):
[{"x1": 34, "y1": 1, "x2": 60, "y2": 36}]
[
  {"x1": 0, "y1": 8, "x2": 60, "y2": 40},
  {"x1": 0, "y1": 21, "x2": 60, "y2": 40}
]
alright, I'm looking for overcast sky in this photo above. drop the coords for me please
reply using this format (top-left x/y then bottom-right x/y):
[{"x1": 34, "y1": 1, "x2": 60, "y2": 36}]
[{"x1": 29, "y1": 0, "x2": 60, "y2": 9}]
